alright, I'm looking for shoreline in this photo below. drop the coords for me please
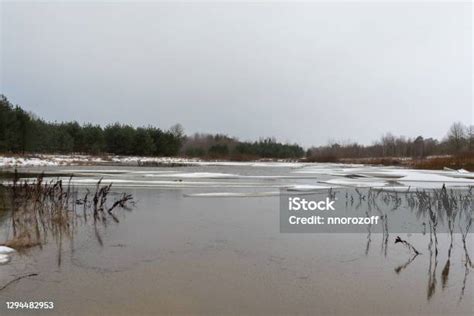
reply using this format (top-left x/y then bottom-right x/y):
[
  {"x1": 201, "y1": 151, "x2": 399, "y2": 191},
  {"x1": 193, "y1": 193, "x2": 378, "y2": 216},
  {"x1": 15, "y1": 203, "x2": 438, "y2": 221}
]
[
  {"x1": 0, "y1": 154, "x2": 305, "y2": 169},
  {"x1": 0, "y1": 153, "x2": 473, "y2": 171},
  {"x1": 336, "y1": 155, "x2": 474, "y2": 171}
]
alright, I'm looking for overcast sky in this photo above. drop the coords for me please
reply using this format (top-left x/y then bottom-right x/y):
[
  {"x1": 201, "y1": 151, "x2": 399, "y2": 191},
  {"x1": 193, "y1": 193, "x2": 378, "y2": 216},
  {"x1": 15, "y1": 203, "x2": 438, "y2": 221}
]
[{"x1": 1, "y1": 1, "x2": 472, "y2": 147}]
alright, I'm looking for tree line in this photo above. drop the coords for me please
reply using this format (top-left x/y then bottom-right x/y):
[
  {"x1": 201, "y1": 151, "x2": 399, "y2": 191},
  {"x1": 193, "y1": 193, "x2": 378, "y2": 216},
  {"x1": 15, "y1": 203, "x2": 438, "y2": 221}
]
[
  {"x1": 306, "y1": 122, "x2": 474, "y2": 162},
  {"x1": 0, "y1": 95, "x2": 304, "y2": 159},
  {"x1": 182, "y1": 134, "x2": 304, "y2": 160},
  {"x1": 1, "y1": 95, "x2": 472, "y2": 160},
  {"x1": 0, "y1": 95, "x2": 184, "y2": 156}
]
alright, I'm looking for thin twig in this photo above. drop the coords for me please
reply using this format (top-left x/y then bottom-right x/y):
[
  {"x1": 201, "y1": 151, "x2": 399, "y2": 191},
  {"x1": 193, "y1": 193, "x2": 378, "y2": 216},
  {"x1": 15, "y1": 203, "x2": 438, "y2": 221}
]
[{"x1": 0, "y1": 273, "x2": 38, "y2": 291}]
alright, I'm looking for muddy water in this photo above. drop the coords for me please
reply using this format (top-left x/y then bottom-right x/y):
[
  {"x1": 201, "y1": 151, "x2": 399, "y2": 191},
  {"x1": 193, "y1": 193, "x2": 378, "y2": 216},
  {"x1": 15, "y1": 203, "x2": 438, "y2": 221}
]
[{"x1": 0, "y1": 165, "x2": 472, "y2": 315}]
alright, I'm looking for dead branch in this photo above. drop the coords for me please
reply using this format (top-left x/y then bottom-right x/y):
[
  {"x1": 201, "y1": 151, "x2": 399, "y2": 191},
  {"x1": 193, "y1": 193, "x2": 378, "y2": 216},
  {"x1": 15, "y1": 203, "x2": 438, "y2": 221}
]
[
  {"x1": 395, "y1": 236, "x2": 421, "y2": 255},
  {"x1": 0, "y1": 273, "x2": 38, "y2": 291}
]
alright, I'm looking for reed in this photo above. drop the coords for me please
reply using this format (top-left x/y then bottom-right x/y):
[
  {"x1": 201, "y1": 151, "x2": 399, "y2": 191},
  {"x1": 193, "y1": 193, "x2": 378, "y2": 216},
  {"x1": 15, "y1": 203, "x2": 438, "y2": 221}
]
[{"x1": 0, "y1": 170, "x2": 134, "y2": 251}]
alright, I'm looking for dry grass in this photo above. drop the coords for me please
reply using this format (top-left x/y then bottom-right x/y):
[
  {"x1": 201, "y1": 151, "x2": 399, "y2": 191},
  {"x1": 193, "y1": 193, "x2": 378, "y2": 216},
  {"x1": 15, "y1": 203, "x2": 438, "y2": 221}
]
[
  {"x1": 334, "y1": 154, "x2": 474, "y2": 171},
  {"x1": 408, "y1": 154, "x2": 474, "y2": 171},
  {"x1": 4, "y1": 233, "x2": 41, "y2": 250},
  {"x1": 0, "y1": 171, "x2": 134, "y2": 251},
  {"x1": 304, "y1": 154, "x2": 339, "y2": 163}
]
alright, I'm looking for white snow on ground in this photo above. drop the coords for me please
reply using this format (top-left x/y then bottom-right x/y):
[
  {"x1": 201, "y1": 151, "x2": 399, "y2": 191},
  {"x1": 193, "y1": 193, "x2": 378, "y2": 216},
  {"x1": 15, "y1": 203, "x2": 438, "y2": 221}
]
[
  {"x1": 0, "y1": 154, "x2": 305, "y2": 168},
  {"x1": 111, "y1": 156, "x2": 199, "y2": 165},
  {"x1": 0, "y1": 156, "x2": 60, "y2": 167},
  {"x1": 110, "y1": 156, "x2": 305, "y2": 168},
  {"x1": 0, "y1": 155, "x2": 196, "y2": 167}
]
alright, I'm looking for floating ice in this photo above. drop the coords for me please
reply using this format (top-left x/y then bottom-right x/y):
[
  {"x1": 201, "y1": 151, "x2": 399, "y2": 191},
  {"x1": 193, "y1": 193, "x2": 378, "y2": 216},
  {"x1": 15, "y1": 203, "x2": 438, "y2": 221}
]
[
  {"x1": 0, "y1": 246, "x2": 16, "y2": 254},
  {"x1": 0, "y1": 246, "x2": 16, "y2": 264},
  {"x1": 320, "y1": 178, "x2": 390, "y2": 188},
  {"x1": 397, "y1": 172, "x2": 474, "y2": 184},
  {"x1": 0, "y1": 254, "x2": 12, "y2": 265},
  {"x1": 184, "y1": 192, "x2": 280, "y2": 197},
  {"x1": 144, "y1": 172, "x2": 239, "y2": 179},
  {"x1": 286, "y1": 184, "x2": 337, "y2": 191}
]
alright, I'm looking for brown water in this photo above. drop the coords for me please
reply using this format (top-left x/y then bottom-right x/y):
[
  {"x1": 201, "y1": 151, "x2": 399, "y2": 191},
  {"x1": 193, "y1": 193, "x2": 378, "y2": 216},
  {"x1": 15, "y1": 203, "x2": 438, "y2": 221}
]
[{"x1": 0, "y1": 165, "x2": 472, "y2": 315}]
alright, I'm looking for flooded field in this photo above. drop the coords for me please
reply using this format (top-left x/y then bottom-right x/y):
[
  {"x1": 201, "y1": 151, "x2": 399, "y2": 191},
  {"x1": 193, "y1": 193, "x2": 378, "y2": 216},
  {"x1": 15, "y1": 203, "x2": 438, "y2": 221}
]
[{"x1": 0, "y1": 163, "x2": 472, "y2": 315}]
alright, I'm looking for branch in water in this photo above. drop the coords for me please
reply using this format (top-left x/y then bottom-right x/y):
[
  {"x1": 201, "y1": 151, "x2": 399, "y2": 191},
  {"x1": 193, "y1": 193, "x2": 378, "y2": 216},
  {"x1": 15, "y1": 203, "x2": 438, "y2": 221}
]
[
  {"x1": 0, "y1": 273, "x2": 38, "y2": 291},
  {"x1": 395, "y1": 236, "x2": 421, "y2": 255}
]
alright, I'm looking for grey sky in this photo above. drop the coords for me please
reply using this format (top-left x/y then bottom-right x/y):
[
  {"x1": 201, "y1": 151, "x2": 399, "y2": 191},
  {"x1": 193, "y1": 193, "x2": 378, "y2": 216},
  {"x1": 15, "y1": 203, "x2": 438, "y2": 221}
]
[{"x1": 1, "y1": 1, "x2": 472, "y2": 147}]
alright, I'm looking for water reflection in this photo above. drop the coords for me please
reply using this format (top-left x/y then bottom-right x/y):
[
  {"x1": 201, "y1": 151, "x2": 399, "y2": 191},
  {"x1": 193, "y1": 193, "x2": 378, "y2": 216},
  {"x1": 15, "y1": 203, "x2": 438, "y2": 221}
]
[
  {"x1": 347, "y1": 185, "x2": 472, "y2": 302},
  {"x1": 0, "y1": 170, "x2": 472, "y2": 308},
  {"x1": 394, "y1": 252, "x2": 419, "y2": 274},
  {"x1": 0, "y1": 173, "x2": 134, "y2": 270},
  {"x1": 459, "y1": 217, "x2": 472, "y2": 302}
]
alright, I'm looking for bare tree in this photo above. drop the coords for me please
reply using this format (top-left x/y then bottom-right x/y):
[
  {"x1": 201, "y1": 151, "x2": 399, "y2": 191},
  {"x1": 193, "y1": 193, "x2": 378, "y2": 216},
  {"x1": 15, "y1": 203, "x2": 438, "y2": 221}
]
[
  {"x1": 381, "y1": 133, "x2": 396, "y2": 156},
  {"x1": 446, "y1": 122, "x2": 466, "y2": 153},
  {"x1": 169, "y1": 123, "x2": 184, "y2": 140},
  {"x1": 413, "y1": 136, "x2": 424, "y2": 158},
  {"x1": 469, "y1": 125, "x2": 474, "y2": 151}
]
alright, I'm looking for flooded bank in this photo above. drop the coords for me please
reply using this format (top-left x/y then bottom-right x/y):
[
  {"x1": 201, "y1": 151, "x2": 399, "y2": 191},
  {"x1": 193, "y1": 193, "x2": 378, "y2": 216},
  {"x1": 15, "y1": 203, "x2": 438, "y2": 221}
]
[{"x1": 0, "y1": 163, "x2": 472, "y2": 315}]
